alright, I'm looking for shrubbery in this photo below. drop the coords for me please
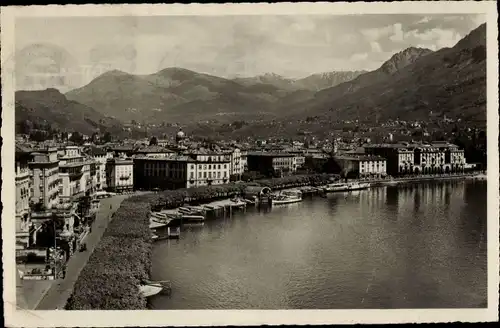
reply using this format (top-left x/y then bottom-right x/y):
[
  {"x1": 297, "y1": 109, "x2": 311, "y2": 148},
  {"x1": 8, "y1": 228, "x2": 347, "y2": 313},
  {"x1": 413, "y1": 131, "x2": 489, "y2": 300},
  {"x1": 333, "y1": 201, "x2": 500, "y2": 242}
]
[{"x1": 65, "y1": 195, "x2": 152, "y2": 310}]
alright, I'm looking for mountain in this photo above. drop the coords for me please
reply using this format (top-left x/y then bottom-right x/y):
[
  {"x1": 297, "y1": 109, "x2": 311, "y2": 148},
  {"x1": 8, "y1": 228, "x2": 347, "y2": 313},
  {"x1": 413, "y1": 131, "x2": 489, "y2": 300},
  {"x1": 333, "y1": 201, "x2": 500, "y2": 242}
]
[
  {"x1": 66, "y1": 68, "x2": 295, "y2": 123},
  {"x1": 15, "y1": 88, "x2": 122, "y2": 135},
  {"x1": 233, "y1": 73, "x2": 297, "y2": 91},
  {"x1": 232, "y1": 71, "x2": 366, "y2": 91},
  {"x1": 294, "y1": 71, "x2": 367, "y2": 91},
  {"x1": 286, "y1": 23, "x2": 486, "y2": 123}
]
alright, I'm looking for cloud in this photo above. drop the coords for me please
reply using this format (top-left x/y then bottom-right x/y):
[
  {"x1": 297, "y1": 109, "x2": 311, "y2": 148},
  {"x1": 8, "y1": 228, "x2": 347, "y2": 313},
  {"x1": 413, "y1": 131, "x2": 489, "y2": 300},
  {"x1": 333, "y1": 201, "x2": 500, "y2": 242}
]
[
  {"x1": 389, "y1": 23, "x2": 404, "y2": 42},
  {"x1": 370, "y1": 41, "x2": 383, "y2": 53},
  {"x1": 404, "y1": 28, "x2": 462, "y2": 49}
]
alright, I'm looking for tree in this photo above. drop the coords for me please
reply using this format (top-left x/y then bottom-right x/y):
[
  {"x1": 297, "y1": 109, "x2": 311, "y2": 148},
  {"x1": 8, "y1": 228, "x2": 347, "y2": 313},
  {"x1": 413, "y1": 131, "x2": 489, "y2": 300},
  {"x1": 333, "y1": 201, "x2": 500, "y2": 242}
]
[
  {"x1": 69, "y1": 132, "x2": 84, "y2": 145},
  {"x1": 102, "y1": 132, "x2": 112, "y2": 143},
  {"x1": 149, "y1": 136, "x2": 158, "y2": 146}
]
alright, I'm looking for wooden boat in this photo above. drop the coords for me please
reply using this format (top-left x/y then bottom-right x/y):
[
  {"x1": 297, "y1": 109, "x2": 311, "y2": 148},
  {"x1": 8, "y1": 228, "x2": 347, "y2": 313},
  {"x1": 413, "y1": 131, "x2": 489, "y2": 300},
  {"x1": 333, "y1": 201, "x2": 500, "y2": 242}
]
[
  {"x1": 182, "y1": 214, "x2": 205, "y2": 224},
  {"x1": 139, "y1": 284, "x2": 163, "y2": 298}
]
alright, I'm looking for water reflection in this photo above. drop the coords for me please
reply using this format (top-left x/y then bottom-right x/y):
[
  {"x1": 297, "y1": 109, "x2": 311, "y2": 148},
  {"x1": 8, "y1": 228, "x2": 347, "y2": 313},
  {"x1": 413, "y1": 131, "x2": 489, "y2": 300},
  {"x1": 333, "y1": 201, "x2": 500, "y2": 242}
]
[{"x1": 151, "y1": 180, "x2": 487, "y2": 309}]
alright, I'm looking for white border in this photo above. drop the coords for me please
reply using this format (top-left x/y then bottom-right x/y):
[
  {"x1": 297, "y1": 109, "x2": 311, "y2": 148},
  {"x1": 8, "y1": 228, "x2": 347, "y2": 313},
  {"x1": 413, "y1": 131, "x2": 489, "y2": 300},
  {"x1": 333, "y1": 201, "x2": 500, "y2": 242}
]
[{"x1": 2, "y1": 2, "x2": 498, "y2": 326}]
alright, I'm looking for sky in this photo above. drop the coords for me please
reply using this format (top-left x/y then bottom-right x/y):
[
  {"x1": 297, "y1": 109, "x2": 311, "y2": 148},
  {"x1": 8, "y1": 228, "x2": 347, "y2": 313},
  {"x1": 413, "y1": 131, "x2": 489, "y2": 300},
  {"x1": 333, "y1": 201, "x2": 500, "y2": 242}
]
[{"x1": 13, "y1": 14, "x2": 485, "y2": 91}]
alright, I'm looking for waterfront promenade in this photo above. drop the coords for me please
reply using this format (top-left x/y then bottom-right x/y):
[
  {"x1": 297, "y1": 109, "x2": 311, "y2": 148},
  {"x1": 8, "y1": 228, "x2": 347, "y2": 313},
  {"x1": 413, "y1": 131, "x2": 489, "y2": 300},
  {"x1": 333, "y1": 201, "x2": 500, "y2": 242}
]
[{"x1": 34, "y1": 192, "x2": 147, "y2": 310}]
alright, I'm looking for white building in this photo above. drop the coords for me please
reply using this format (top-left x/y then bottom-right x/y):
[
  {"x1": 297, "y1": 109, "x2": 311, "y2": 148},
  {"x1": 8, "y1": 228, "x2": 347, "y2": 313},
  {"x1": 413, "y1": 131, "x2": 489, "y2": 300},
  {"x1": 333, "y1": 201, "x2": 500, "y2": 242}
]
[
  {"x1": 29, "y1": 147, "x2": 61, "y2": 210},
  {"x1": 88, "y1": 146, "x2": 113, "y2": 190},
  {"x1": 186, "y1": 150, "x2": 231, "y2": 187},
  {"x1": 106, "y1": 157, "x2": 134, "y2": 192},
  {"x1": 15, "y1": 146, "x2": 32, "y2": 249},
  {"x1": 335, "y1": 155, "x2": 387, "y2": 178},
  {"x1": 58, "y1": 146, "x2": 98, "y2": 202}
]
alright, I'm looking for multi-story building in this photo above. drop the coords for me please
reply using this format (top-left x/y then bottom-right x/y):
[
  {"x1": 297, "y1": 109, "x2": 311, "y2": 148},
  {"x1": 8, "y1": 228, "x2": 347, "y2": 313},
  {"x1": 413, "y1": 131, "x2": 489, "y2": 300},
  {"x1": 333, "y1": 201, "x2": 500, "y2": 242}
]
[
  {"x1": 186, "y1": 150, "x2": 231, "y2": 187},
  {"x1": 15, "y1": 146, "x2": 32, "y2": 249},
  {"x1": 58, "y1": 146, "x2": 98, "y2": 203},
  {"x1": 106, "y1": 157, "x2": 134, "y2": 192},
  {"x1": 246, "y1": 152, "x2": 296, "y2": 177},
  {"x1": 364, "y1": 142, "x2": 467, "y2": 176},
  {"x1": 335, "y1": 155, "x2": 387, "y2": 178},
  {"x1": 240, "y1": 149, "x2": 248, "y2": 172},
  {"x1": 29, "y1": 147, "x2": 61, "y2": 210},
  {"x1": 134, "y1": 155, "x2": 194, "y2": 190},
  {"x1": 88, "y1": 146, "x2": 112, "y2": 190},
  {"x1": 229, "y1": 148, "x2": 244, "y2": 178}
]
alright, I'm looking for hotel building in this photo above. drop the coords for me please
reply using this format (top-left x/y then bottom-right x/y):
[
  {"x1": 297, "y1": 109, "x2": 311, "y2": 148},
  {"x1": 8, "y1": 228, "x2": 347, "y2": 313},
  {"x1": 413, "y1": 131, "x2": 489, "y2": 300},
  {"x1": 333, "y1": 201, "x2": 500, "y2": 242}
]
[
  {"x1": 335, "y1": 155, "x2": 387, "y2": 178},
  {"x1": 106, "y1": 157, "x2": 134, "y2": 192},
  {"x1": 15, "y1": 146, "x2": 32, "y2": 249},
  {"x1": 29, "y1": 147, "x2": 61, "y2": 210},
  {"x1": 58, "y1": 146, "x2": 98, "y2": 203}
]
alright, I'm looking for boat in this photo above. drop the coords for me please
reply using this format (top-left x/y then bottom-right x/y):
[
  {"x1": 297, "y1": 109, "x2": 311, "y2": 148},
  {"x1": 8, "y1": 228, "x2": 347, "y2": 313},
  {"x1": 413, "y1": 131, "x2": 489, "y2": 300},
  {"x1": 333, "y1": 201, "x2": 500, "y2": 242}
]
[
  {"x1": 348, "y1": 182, "x2": 371, "y2": 190},
  {"x1": 324, "y1": 182, "x2": 350, "y2": 192},
  {"x1": 271, "y1": 190, "x2": 303, "y2": 205},
  {"x1": 139, "y1": 284, "x2": 163, "y2": 298},
  {"x1": 181, "y1": 214, "x2": 205, "y2": 225}
]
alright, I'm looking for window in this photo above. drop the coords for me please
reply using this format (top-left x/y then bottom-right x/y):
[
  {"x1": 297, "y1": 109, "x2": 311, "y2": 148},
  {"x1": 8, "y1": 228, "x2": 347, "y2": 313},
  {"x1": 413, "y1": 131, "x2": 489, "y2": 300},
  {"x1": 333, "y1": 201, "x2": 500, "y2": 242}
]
[
  {"x1": 209, "y1": 165, "x2": 212, "y2": 169},
  {"x1": 218, "y1": 164, "x2": 221, "y2": 169},
  {"x1": 204, "y1": 165, "x2": 207, "y2": 170},
  {"x1": 224, "y1": 164, "x2": 227, "y2": 169},
  {"x1": 203, "y1": 172, "x2": 207, "y2": 178},
  {"x1": 217, "y1": 172, "x2": 221, "y2": 178},
  {"x1": 199, "y1": 172, "x2": 202, "y2": 178}
]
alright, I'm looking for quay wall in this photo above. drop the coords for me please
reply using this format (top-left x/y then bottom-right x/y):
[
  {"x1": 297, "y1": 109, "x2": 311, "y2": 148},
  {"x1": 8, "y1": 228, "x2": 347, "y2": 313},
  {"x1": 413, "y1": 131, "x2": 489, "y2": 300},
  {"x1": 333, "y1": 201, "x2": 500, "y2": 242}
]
[{"x1": 64, "y1": 172, "x2": 484, "y2": 309}]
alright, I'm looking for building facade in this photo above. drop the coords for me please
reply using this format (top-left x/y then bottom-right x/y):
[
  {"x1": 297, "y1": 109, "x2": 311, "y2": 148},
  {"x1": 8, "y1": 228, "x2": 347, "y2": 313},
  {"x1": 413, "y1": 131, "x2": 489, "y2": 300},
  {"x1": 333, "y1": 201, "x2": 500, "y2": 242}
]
[
  {"x1": 364, "y1": 142, "x2": 467, "y2": 176},
  {"x1": 186, "y1": 151, "x2": 231, "y2": 187},
  {"x1": 15, "y1": 146, "x2": 32, "y2": 249},
  {"x1": 335, "y1": 155, "x2": 387, "y2": 178},
  {"x1": 134, "y1": 156, "x2": 192, "y2": 190},
  {"x1": 29, "y1": 147, "x2": 61, "y2": 210},
  {"x1": 106, "y1": 158, "x2": 134, "y2": 192},
  {"x1": 247, "y1": 152, "x2": 297, "y2": 177}
]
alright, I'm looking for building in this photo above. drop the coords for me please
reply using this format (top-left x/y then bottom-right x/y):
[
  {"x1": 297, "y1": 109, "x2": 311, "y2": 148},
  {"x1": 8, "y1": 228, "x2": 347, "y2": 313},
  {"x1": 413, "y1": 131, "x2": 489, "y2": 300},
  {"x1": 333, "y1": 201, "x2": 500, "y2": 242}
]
[
  {"x1": 58, "y1": 146, "x2": 98, "y2": 203},
  {"x1": 106, "y1": 157, "x2": 134, "y2": 192},
  {"x1": 87, "y1": 146, "x2": 112, "y2": 190},
  {"x1": 364, "y1": 144, "x2": 414, "y2": 176},
  {"x1": 185, "y1": 150, "x2": 231, "y2": 187},
  {"x1": 246, "y1": 152, "x2": 296, "y2": 177},
  {"x1": 15, "y1": 146, "x2": 32, "y2": 249},
  {"x1": 364, "y1": 142, "x2": 467, "y2": 176},
  {"x1": 29, "y1": 147, "x2": 61, "y2": 210},
  {"x1": 229, "y1": 148, "x2": 244, "y2": 178},
  {"x1": 335, "y1": 155, "x2": 387, "y2": 178},
  {"x1": 134, "y1": 156, "x2": 194, "y2": 190}
]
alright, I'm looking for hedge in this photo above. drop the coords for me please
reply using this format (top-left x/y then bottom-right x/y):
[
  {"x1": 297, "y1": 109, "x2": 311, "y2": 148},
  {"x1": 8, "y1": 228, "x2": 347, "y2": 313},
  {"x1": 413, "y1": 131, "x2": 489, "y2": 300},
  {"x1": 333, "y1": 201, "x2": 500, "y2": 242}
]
[{"x1": 65, "y1": 195, "x2": 152, "y2": 310}]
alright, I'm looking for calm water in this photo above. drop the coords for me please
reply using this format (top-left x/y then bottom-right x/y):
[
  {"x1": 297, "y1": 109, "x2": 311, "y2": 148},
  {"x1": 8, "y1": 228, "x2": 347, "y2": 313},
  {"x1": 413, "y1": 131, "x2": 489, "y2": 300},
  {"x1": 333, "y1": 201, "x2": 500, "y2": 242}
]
[{"x1": 150, "y1": 180, "x2": 487, "y2": 309}]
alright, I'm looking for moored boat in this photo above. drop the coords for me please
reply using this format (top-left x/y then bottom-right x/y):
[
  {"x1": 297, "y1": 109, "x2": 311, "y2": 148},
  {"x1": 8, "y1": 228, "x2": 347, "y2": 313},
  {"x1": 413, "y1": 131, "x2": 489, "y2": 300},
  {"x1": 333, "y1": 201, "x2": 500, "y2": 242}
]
[
  {"x1": 324, "y1": 182, "x2": 350, "y2": 192},
  {"x1": 271, "y1": 190, "x2": 303, "y2": 205},
  {"x1": 348, "y1": 182, "x2": 371, "y2": 190}
]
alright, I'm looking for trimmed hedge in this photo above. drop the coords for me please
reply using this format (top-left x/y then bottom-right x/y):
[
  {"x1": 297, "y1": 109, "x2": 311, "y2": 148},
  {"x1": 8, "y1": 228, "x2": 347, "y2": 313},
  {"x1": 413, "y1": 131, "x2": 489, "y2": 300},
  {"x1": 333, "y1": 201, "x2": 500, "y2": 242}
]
[
  {"x1": 65, "y1": 195, "x2": 152, "y2": 310},
  {"x1": 65, "y1": 174, "x2": 334, "y2": 309}
]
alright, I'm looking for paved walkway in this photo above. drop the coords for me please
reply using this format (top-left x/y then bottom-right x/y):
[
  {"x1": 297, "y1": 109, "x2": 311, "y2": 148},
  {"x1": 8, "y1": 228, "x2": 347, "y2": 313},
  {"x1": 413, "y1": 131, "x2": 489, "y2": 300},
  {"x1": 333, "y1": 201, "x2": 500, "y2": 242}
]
[{"x1": 35, "y1": 194, "x2": 131, "y2": 310}]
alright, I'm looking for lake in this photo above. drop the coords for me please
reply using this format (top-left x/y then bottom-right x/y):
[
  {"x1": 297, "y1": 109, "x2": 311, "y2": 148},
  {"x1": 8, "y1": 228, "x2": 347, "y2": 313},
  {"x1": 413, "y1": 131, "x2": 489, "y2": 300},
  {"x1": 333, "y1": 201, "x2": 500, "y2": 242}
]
[{"x1": 150, "y1": 180, "x2": 487, "y2": 309}]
